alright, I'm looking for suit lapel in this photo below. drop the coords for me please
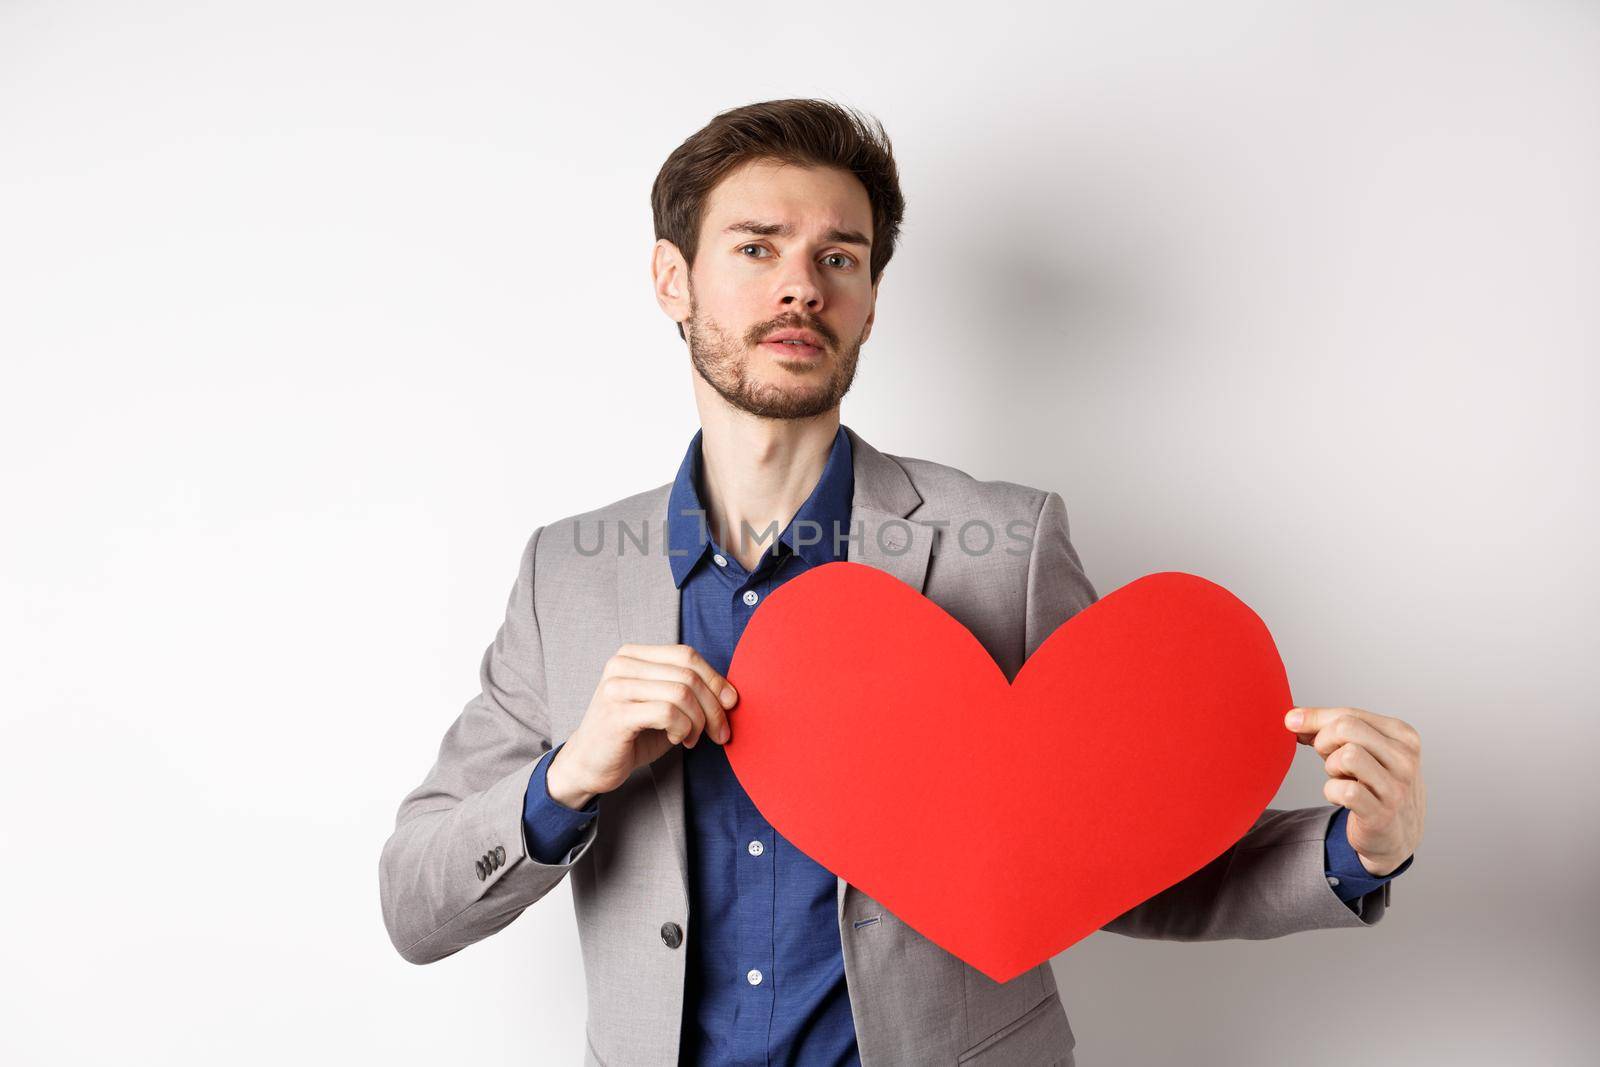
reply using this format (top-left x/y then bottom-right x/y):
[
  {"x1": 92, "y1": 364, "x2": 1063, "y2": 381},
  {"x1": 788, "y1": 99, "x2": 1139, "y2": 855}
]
[
  {"x1": 614, "y1": 484, "x2": 692, "y2": 888},
  {"x1": 620, "y1": 424, "x2": 933, "y2": 906},
  {"x1": 833, "y1": 426, "x2": 933, "y2": 919}
]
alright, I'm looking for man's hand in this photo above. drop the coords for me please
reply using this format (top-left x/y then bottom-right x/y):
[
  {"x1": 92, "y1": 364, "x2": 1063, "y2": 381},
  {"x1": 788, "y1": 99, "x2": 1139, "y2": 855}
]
[
  {"x1": 546, "y1": 643, "x2": 738, "y2": 810},
  {"x1": 1285, "y1": 705, "x2": 1426, "y2": 877}
]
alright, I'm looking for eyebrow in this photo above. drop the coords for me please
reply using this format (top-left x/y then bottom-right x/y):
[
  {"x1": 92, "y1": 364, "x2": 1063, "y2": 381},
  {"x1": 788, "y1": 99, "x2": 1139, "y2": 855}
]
[{"x1": 722, "y1": 219, "x2": 872, "y2": 249}]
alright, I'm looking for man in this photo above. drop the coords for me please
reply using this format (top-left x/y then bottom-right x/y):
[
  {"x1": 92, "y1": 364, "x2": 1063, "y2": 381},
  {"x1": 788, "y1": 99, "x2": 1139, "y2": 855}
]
[{"x1": 379, "y1": 99, "x2": 1426, "y2": 1066}]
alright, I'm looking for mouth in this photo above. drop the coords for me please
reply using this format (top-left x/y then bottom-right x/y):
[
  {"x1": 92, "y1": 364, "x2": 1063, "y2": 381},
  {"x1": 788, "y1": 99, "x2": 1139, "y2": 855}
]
[{"x1": 760, "y1": 339, "x2": 824, "y2": 359}]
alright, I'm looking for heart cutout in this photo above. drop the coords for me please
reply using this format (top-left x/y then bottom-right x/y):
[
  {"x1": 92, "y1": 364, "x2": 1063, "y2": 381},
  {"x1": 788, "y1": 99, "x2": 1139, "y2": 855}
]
[{"x1": 724, "y1": 562, "x2": 1294, "y2": 983}]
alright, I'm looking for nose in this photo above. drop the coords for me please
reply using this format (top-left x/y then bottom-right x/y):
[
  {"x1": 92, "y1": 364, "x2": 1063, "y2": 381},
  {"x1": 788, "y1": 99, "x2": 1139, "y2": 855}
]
[{"x1": 776, "y1": 260, "x2": 824, "y2": 314}]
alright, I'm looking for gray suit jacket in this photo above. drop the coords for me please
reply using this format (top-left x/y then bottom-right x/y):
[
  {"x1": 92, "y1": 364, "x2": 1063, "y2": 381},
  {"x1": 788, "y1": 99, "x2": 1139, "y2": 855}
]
[{"x1": 379, "y1": 425, "x2": 1393, "y2": 1066}]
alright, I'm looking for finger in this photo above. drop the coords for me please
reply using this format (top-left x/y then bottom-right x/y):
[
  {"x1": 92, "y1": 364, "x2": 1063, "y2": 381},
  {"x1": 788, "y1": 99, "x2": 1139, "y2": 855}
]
[
  {"x1": 624, "y1": 645, "x2": 738, "y2": 710},
  {"x1": 1287, "y1": 706, "x2": 1371, "y2": 745},
  {"x1": 1285, "y1": 706, "x2": 1322, "y2": 746},
  {"x1": 1344, "y1": 707, "x2": 1423, "y2": 752},
  {"x1": 1323, "y1": 776, "x2": 1384, "y2": 821},
  {"x1": 663, "y1": 644, "x2": 736, "y2": 742},
  {"x1": 670, "y1": 644, "x2": 738, "y2": 710},
  {"x1": 628, "y1": 700, "x2": 698, "y2": 748},
  {"x1": 608, "y1": 678, "x2": 708, "y2": 747},
  {"x1": 1286, "y1": 708, "x2": 1414, "y2": 775},
  {"x1": 672, "y1": 660, "x2": 732, "y2": 743},
  {"x1": 1289, "y1": 706, "x2": 1421, "y2": 753},
  {"x1": 1324, "y1": 742, "x2": 1399, "y2": 805},
  {"x1": 1308, "y1": 715, "x2": 1417, "y2": 781},
  {"x1": 605, "y1": 657, "x2": 729, "y2": 744}
]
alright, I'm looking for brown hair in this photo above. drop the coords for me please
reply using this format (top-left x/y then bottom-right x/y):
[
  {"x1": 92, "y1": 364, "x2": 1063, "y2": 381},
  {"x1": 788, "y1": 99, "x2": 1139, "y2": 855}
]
[{"x1": 652, "y1": 98, "x2": 906, "y2": 340}]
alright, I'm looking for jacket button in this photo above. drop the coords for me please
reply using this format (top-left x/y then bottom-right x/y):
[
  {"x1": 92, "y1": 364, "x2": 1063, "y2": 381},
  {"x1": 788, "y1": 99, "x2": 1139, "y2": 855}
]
[
  {"x1": 475, "y1": 860, "x2": 487, "y2": 881},
  {"x1": 494, "y1": 845, "x2": 506, "y2": 865},
  {"x1": 660, "y1": 922, "x2": 683, "y2": 949}
]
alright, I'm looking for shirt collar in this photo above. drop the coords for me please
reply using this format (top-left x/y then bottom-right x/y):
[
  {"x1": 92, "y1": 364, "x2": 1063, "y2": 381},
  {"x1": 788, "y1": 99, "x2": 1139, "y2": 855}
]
[{"x1": 666, "y1": 423, "x2": 855, "y2": 588}]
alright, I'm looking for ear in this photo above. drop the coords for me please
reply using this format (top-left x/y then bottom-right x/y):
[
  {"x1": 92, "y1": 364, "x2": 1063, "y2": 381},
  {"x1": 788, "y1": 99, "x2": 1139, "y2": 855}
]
[{"x1": 652, "y1": 239, "x2": 691, "y2": 330}]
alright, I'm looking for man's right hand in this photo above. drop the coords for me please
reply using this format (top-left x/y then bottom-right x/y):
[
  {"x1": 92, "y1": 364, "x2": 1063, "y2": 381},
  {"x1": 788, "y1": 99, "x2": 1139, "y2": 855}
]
[{"x1": 545, "y1": 643, "x2": 739, "y2": 810}]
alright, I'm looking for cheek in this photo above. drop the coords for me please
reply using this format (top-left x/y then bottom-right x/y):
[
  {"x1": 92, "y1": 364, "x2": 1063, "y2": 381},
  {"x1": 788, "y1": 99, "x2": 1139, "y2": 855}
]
[
  {"x1": 834, "y1": 282, "x2": 873, "y2": 320},
  {"x1": 702, "y1": 261, "x2": 758, "y2": 297},
  {"x1": 696, "y1": 279, "x2": 760, "y2": 330}
]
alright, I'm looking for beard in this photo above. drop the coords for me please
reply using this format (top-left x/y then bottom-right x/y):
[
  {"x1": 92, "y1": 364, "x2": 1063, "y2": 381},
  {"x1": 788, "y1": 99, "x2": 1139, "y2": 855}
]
[{"x1": 685, "y1": 290, "x2": 864, "y2": 420}]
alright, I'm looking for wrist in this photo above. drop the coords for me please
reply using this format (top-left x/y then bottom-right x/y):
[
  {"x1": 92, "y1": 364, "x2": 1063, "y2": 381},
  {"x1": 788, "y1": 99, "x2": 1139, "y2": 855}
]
[
  {"x1": 546, "y1": 742, "x2": 598, "y2": 812},
  {"x1": 1358, "y1": 851, "x2": 1404, "y2": 878}
]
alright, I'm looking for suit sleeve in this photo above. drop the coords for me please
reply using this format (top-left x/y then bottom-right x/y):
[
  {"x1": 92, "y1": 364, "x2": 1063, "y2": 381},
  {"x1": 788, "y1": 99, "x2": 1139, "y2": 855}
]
[
  {"x1": 378, "y1": 526, "x2": 599, "y2": 964},
  {"x1": 1020, "y1": 491, "x2": 1394, "y2": 941}
]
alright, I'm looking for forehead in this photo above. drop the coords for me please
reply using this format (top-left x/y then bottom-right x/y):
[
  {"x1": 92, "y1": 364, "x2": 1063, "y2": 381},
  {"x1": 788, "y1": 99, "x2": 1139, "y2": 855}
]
[{"x1": 700, "y1": 158, "x2": 873, "y2": 238}]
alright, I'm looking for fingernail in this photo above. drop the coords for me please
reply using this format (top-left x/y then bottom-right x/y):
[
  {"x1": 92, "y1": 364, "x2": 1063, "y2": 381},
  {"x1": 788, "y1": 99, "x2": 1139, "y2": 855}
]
[
  {"x1": 721, "y1": 687, "x2": 737, "y2": 707},
  {"x1": 1285, "y1": 710, "x2": 1303, "y2": 729}
]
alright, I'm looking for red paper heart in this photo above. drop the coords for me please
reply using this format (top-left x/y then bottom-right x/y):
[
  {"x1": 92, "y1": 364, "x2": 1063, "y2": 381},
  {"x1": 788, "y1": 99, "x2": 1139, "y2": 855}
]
[{"x1": 724, "y1": 562, "x2": 1294, "y2": 983}]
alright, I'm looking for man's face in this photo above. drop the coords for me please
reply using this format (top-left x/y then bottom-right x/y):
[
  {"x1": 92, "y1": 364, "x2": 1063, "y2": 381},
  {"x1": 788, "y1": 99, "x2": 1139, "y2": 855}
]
[{"x1": 672, "y1": 158, "x2": 878, "y2": 420}]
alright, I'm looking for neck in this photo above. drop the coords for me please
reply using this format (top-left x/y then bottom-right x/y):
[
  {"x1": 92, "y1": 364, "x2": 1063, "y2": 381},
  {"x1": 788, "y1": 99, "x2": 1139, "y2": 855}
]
[{"x1": 693, "y1": 403, "x2": 840, "y2": 572}]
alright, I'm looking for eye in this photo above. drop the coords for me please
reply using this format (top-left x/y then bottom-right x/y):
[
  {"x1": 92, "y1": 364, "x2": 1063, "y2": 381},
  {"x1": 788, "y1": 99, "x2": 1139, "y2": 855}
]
[
  {"x1": 823, "y1": 252, "x2": 856, "y2": 270},
  {"x1": 738, "y1": 243, "x2": 772, "y2": 258}
]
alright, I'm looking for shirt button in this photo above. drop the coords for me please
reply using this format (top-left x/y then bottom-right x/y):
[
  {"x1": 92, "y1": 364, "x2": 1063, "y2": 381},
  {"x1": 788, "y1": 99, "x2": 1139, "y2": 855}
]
[
  {"x1": 747, "y1": 840, "x2": 764, "y2": 857},
  {"x1": 713, "y1": 553, "x2": 727, "y2": 567},
  {"x1": 747, "y1": 969, "x2": 763, "y2": 986},
  {"x1": 742, "y1": 590, "x2": 759, "y2": 606},
  {"x1": 1326, "y1": 876, "x2": 1341, "y2": 887}
]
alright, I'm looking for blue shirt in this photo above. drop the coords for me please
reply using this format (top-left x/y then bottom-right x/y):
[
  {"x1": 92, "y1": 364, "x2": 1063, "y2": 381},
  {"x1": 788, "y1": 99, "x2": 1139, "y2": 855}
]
[{"x1": 520, "y1": 423, "x2": 1410, "y2": 1064}]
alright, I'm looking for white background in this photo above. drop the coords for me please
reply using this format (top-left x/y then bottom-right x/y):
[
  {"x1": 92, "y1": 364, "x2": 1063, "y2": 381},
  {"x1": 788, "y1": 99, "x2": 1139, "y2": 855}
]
[{"x1": 2, "y1": 1, "x2": 1595, "y2": 1063}]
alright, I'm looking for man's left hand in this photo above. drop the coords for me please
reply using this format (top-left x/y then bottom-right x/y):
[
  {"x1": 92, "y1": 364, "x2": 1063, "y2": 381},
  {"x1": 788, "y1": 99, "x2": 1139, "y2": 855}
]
[{"x1": 1284, "y1": 706, "x2": 1426, "y2": 877}]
